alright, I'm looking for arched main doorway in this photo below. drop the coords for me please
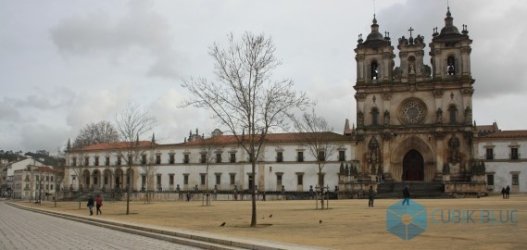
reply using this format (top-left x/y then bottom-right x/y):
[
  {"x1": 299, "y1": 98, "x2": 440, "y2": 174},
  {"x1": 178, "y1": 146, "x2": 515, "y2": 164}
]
[{"x1": 402, "y1": 150, "x2": 424, "y2": 181}]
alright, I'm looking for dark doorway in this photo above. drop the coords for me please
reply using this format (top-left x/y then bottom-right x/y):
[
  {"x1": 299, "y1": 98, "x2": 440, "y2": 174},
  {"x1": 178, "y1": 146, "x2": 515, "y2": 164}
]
[{"x1": 402, "y1": 150, "x2": 424, "y2": 181}]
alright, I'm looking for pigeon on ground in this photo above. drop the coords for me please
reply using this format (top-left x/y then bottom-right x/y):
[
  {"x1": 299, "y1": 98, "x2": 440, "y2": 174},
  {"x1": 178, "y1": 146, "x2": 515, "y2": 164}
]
[
  {"x1": 220, "y1": 222, "x2": 226, "y2": 227},
  {"x1": 319, "y1": 220, "x2": 323, "y2": 224},
  {"x1": 269, "y1": 214, "x2": 273, "y2": 218}
]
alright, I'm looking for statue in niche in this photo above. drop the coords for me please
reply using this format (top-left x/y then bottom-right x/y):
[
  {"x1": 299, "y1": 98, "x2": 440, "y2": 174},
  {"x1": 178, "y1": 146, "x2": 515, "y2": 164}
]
[
  {"x1": 448, "y1": 135, "x2": 461, "y2": 163},
  {"x1": 436, "y1": 108, "x2": 443, "y2": 124},
  {"x1": 384, "y1": 110, "x2": 390, "y2": 126},
  {"x1": 409, "y1": 62, "x2": 416, "y2": 75},
  {"x1": 368, "y1": 137, "x2": 381, "y2": 175}
]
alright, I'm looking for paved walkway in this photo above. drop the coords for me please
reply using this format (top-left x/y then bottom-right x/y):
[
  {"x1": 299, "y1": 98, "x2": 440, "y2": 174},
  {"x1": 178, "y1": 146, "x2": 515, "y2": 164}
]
[{"x1": 0, "y1": 201, "x2": 199, "y2": 250}]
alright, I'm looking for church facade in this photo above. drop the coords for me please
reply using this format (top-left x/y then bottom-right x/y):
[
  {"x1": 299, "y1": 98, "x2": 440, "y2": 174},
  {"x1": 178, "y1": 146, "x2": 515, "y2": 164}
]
[{"x1": 62, "y1": 9, "x2": 526, "y2": 199}]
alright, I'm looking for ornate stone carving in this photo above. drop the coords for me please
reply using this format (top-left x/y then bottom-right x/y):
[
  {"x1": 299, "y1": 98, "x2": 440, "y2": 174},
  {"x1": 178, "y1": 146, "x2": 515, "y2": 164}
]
[
  {"x1": 357, "y1": 111, "x2": 364, "y2": 127},
  {"x1": 433, "y1": 89, "x2": 443, "y2": 98},
  {"x1": 436, "y1": 108, "x2": 443, "y2": 124},
  {"x1": 399, "y1": 98, "x2": 428, "y2": 125},
  {"x1": 462, "y1": 88, "x2": 474, "y2": 95},
  {"x1": 368, "y1": 137, "x2": 381, "y2": 175},
  {"x1": 355, "y1": 93, "x2": 367, "y2": 101},
  {"x1": 384, "y1": 110, "x2": 390, "y2": 126}
]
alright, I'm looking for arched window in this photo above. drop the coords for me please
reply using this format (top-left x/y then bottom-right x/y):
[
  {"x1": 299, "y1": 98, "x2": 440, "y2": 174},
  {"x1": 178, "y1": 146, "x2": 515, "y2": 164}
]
[
  {"x1": 371, "y1": 61, "x2": 379, "y2": 80},
  {"x1": 448, "y1": 104, "x2": 457, "y2": 124},
  {"x1": 371, "y1": 107, "x2": 380, "y2": 126},
  {"x1": 447, "y1": 56, "x2": 456, "y2": 76}
]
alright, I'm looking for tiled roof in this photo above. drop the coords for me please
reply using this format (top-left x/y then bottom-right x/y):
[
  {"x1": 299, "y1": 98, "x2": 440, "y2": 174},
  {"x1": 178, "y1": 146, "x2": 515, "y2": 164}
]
[
  {"x1": 70, "y1": 141, "x2": 156, "y2": 152},
  {"x1": 479, "y1": 130, "x2": 527, "y2": 139},
  {"x1": 181, "y1": 132, "x2": 351, "y2": 146}
]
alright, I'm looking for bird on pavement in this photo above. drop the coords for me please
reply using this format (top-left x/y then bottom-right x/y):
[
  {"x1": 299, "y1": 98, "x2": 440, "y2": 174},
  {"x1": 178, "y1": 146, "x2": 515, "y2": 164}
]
[{"x1": 220, "y1": 222, "x2": 226, "y2": 227}]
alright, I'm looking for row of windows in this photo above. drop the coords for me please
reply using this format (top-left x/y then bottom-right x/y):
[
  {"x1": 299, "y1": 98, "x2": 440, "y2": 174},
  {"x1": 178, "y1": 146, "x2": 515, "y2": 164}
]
[
  {"x1": 486, "y1": 173, "x2": 519, "y2": 186},
  {"x1": 485, "y1": 147, "x2": 520, "y2": 160},
  {"x1": 138, "y1": 172, "x2": 316, "y2": 190},
  {"x1": 24, "y1": 175, "x2": 54, "y2": 182},
  {"x1": 71, "y1": 150, "x2": 348, "y2": 166}
]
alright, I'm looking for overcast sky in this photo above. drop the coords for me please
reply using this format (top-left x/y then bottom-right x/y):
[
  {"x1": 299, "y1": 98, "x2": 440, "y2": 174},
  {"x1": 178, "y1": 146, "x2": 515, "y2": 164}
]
[{"x1": 1, "y1": 0, "x2": 526, "y2": 153}]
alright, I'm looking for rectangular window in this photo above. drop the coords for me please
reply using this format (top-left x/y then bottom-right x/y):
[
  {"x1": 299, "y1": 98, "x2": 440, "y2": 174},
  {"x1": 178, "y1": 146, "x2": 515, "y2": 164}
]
[
  {"x1": 46, "y1": 176, "x2": 49, "y2": 181},
  {"x1": 200, "y1": 173, "x2": 206, "y2": 185},
  {"x1": 72, "y1": 157, "x2": 77, "y2": 166},
  {"x1": 486, "y1": 148, "x2": 494, "y2": 160},
  {"x1": 156, "y1": 154, "x2": 161, "y2": 165},
  {"x1": 297, "y1": 151, "x2": 304, "y2": 162},
  {"x1": 297, "y1": 173, "x2": 304, "y2": 185},
  {"x1": 84, "y1": 157, "x2": 89, "y2": 166},
  {"x1": 183, "y1": 174, "x2": 189, "y2": 185},
  {"x1": 104, "y1": 176, "x2": 109, "y2": 185},
  {"x1": 141, "y1": 154, "x2": 147, "y2": 165},
  {"x1": 229, "y1": 173, "x2": 236, "y2": 185},
  {"x1": 215, "y1": 173, "x2": 221, "y2": 185},
  {"x1": 511, "y1": 148, "x2": 519, "y2": 160},
  {"x1": 117, "y1": 156, "x2": 122, "y2": 166},
  {"x1": 105, "y1": 156, "x2": 110, "y2": 166},
  {"x1": 50, "y1": 184, "x2": 54, "y2": 190},
  {"x1": 157, "y1": 174, "x2": 162, "y2": 190},
  {"x1": 486, "y1": 174, "x2": 494, "y2": 186},
  {"x1": 276, "y1": 173, "x2": 283, "y2": 186},
  {"x1": 512, "y1": 174, "x2": 519, "y2": 186},
  {"x1": 339, "y1": 150, "x2": 346, "y2": 161},
  {"x1": 318, "y1": 151, "x2": 326, "y2": 162},
  {"x1": 94, "y1": 156, "x2": 99, "y2": 166},
  {"x1": 230, "y1": 153, "x2": 236, "y2": 163},
  {"x1": 216, "y1": 153, "x2": 222, "y2": 163},
  {"x1": 169, "y1": 174, "x2": 174, "y2": 185},
  {"x1": 50, "y1": 176, "x2": 54, "y2": 182},
  {"x1": 184, "y1": 154, "x2": 190, "y2": 164},
  {"x1": 169, "y1": 153, "x2": 175, "y2": 164},
  {"x1": 318, "y1": 173, "x2": 325, "y2": 186},
  {"x1": 276, "y1": 152, "x2": 283, "y2": 162},
  {"x1": 200, "y1": 153, "x2": 207, "y2": 163},
  {"x1": 128, "y1": 155, "x2": 133, "y2": 165},
  {"x1": 141, "y1": 175, "x2": 146, "y2": 188}
]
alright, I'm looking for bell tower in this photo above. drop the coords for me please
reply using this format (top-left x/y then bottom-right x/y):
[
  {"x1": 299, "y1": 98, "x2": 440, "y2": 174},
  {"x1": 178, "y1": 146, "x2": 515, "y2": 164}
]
[
  {"x1": 355, "y1": 15, "x2": 395, "y2": 85},
  {"x1": 429, "y1": 7, "x2": 473, "y2": 79}
]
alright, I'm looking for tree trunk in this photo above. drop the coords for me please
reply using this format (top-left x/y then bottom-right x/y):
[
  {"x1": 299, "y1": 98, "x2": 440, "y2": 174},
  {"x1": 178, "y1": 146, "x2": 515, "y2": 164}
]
[
  {"x1": 250, "y1": 161, "x2": 257, "y2": 227},
  {"x1": 126, "y1": 167, "x2": 130, "y2": 215}
]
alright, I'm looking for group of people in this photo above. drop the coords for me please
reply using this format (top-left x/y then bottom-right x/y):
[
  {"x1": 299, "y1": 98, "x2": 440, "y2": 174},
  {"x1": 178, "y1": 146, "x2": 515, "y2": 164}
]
[
  {"x1": 501, "y1": 186, "x2": 511, "y2": 199},
  {"x1": 87, "y1": 194, "x2": 103, "y2": 216},
  {"x1": 367, "y1": 185, "x2": 411, "y2": 207}
]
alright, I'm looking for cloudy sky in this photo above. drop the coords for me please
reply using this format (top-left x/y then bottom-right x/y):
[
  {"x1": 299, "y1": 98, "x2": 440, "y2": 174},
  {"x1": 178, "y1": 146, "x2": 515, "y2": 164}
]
[{"x1": 1, "y1": 0, "x2": 526, "y2": 153}]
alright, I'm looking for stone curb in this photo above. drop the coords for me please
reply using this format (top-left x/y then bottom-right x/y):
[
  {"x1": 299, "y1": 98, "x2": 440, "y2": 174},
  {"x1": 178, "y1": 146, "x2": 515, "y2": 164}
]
[{"x1": 7, "y1": 202, "x2": 317, "y2": 250}]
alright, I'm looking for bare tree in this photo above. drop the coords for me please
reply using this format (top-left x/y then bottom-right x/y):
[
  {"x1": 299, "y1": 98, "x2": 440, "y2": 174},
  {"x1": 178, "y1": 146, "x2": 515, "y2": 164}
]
[
  {"x1": 197, "y1": 134, "x2": 224, "y2": 206},
  {"x1": 115, "y1": 104, "x2": 155, "y2": 215},
  {"x1": 182, "y1": 32, "x2": 308, "y2": 227},
  {"x1": 73, "y1": 121, "x2": 120, "y2": 148},
  {"x1": 293, "y1": 108, "x2": 338, "y2": 209},
  {"x1": 142, "y1": 134, "x2": 158, "y2": 204}
]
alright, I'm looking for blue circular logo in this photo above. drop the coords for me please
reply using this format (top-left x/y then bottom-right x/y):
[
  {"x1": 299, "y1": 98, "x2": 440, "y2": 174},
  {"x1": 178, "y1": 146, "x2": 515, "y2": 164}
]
[{"x1": 386, "y1": 200, "x2": 427, "y2": 240}]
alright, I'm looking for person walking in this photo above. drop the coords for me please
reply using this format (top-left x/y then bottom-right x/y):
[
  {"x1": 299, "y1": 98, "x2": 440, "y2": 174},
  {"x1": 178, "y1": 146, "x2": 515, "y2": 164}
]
[
  {"x1": 87, "y1": 196, "x2": 94, "y2": 216},
  {"x1": 501, "y1": 187, "x2": 506, "y2": 199},
  {"x1": 95, "y1": 194, "x2": 103, "y2": 215},
  {"x1": 402, "y1": 185, "x2": 410, "y2": 206},
  {"x1": 368, "y1": 186, "x2": 376, "y2": 207},
  {"x1": 506, "y1": 185, "x2": 510, "y2": 199}
]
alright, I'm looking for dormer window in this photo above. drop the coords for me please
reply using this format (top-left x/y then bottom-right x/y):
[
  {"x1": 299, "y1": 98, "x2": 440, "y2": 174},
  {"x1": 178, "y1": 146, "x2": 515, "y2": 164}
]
[
  {"x1": 447, "y1": 56, "x2": 456, "y2": 75},
  {"x1": 371, "y1": 61, "x2": 379, "y2": 80}
]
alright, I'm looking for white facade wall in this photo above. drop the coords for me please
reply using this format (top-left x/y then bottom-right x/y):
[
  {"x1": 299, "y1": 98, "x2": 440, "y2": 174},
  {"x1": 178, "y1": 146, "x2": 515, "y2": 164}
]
[
  {"x1": 477, "y1": 139, "x2": 527, "y2": 193},
  {"x1": 65, "y1": 140, "x2": 355, "y2": 193}
]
